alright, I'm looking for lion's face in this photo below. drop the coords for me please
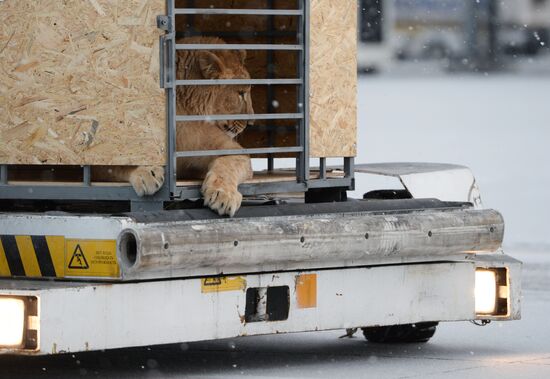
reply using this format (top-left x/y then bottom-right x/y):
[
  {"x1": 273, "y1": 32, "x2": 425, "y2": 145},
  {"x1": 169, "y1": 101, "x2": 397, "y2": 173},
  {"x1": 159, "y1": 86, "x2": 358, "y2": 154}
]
[{"x1": 198, "y1": 50, "x2": 254, "y2": 138}]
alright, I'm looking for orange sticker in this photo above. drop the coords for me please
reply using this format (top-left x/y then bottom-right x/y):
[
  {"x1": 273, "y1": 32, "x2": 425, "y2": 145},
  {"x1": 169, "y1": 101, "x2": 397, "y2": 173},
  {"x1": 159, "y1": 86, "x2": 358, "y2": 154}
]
[{"x1": 296, "y1": 273, "x2": 317, "y2": 308}]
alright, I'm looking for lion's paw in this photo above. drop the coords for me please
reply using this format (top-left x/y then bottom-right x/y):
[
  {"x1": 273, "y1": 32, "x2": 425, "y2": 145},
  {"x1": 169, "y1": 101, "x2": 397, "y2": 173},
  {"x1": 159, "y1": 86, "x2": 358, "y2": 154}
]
[
  {"x1": 201, "y1": 172, "x2": 242, "y2": 217},
  {"x1": 129, "y1": 166, "x2": 165, "y2": 197}
]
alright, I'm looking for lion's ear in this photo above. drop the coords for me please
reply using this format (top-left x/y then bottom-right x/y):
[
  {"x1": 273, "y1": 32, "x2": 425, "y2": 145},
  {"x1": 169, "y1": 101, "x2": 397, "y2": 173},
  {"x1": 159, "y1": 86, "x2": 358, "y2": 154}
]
[
  {"x1": 198, "y1": 51, "x2": 225, "y2": 79},
  {"x1": 238, "y1": 49, "x2": 247, "y2": 65}
]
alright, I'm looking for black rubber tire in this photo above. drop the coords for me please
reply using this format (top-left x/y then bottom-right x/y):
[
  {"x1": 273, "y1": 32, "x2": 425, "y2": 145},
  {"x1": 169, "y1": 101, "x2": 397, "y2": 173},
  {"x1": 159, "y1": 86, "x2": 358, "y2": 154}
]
[{"x1": 362, "y1": 322, "x2": 438, "y2": 343}]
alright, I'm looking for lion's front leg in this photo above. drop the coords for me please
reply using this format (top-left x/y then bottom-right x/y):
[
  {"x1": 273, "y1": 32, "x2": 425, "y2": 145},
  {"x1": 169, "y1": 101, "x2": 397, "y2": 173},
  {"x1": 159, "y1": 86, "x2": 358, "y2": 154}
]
[
  {"x1": 128, "y1": 166, "x2": 165, "y2": 196},
  {"x1": 176, "y1": 122, "x2": 252, "y2": 217},
  {"x1": 92, "y1": 166, "x2": 165, "y2": 197},
  {"x1": 201, "y1": 154, "x2": 252, "y2": 217}
]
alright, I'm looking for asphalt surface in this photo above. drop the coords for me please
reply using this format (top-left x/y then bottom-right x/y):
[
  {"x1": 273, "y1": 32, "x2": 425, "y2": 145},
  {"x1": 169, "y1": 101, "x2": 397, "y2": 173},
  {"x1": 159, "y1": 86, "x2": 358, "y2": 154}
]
[{"x1": 0, "y1": 249, "x2": 548, "y2": 379}]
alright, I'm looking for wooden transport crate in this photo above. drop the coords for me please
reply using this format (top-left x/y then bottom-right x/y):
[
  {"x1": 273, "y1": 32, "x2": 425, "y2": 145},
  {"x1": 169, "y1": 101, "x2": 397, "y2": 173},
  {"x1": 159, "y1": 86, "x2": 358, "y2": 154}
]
[{"x1": 0, "y1": 0, "x2": 357, "y2": 202}]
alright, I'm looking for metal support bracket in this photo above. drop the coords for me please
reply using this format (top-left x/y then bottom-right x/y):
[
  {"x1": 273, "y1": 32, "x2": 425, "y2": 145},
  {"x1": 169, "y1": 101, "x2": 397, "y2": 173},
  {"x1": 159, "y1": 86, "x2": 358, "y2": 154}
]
[
  {"x1": 157, "y1": 15, "x2": 172, "y2": 31},
  {"x1": 0, "y1": 165, "x2": 7, "y2": 185},
  {"x1": 83, "y1": 166, "x2": 91, "y2": 186},
  {"x1": 158, "y1": 13, "x2": 175, "y2": 89},
  {"x1": 131, "y1": 200, "x2": 164, "y2": 213},
  {"x1": 159, "y1": 29, "x2": 175, "y2": 89}
]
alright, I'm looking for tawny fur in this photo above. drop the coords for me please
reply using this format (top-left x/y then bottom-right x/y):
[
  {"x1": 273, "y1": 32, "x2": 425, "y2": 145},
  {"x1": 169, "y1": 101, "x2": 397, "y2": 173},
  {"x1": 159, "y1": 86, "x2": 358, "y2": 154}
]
[{"x1": 93, "y1": 37, "x2": 254, "y2": 216}]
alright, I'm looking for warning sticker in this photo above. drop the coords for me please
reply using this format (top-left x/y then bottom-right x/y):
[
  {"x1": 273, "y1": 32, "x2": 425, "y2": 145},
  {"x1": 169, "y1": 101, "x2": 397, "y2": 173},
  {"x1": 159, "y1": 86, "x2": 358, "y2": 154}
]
[
  {"x1": 65, "y1": 239, "x2": 119, "y2": 278},
  {"x1": 201, "y1": 276, "x2": 246, "y2": 293},
  {"x1": 68, "y1": 244, "x2": 89, "y2": 269}
]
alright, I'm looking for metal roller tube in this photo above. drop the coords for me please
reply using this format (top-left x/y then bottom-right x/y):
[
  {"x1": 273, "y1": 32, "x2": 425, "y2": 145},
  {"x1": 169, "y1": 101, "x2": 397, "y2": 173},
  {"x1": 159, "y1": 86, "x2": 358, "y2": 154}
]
[{"x1": 118, "y1": 208, "x2": 504, "y2": 280}]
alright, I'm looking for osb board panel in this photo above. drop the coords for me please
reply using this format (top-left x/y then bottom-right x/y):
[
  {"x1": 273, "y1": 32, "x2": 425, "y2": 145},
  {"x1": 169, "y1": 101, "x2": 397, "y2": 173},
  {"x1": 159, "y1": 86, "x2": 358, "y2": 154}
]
[
  {"x1": 0, "y1": 0, "x2": 166, "y2": 165},
  {"x1": 309, "y1": 0, "x2": 357, "y2": 158}
]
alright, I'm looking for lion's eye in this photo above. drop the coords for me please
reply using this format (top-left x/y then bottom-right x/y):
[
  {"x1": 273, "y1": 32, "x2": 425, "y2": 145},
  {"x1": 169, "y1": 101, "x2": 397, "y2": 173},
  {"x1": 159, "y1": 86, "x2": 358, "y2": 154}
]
[{"x1": 238, "y1": 91, "x2": 246, "y2": 98}]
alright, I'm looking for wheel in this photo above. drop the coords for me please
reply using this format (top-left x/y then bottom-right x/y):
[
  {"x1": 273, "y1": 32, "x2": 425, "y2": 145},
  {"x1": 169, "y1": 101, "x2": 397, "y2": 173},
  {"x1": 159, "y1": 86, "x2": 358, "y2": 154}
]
[{"x1": 362, "y1": 322, "x2": 438, "y2": 343}]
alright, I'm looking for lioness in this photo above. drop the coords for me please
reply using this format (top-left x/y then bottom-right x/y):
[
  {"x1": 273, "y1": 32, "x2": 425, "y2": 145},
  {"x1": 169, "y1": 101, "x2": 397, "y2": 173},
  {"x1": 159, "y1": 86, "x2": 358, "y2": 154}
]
[{"x1": 93, "y1": 37, "x2": 254, "y2": 217}]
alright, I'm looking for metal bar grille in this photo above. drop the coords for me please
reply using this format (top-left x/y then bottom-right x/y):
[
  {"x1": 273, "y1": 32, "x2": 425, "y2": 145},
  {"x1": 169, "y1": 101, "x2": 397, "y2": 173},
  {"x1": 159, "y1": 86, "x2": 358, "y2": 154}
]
[
  {"x1": 175, "y1": 113, "x2": 303, "y2": 122},
  {"x1": 175, "y1": 181, "x2": 308, "y2": 199},
  {"x1": 176, "y1": 147, "x2": 303, "y2": 158},
  {"x1": 83, "y1": 166, "x2": 91, "y2": 186},
  {"x1": 0, "y1": 165, "x2": 7, "y2": 185},
  {"x1": 298, "y1": 0, "x2": 310, "y2": 183},
  {"x1": 266, "y1": 0, "x2": 276, "y2": 172},
  {"x1": 177, "y1": 31, "x2": 297, "y2": 39},
  {"x1": 175, "y1": 79, "x2": 302, "y2": 86},
  {"x1": 319, "y1": 158, "x2": 327, "y2": 180},
  {"x1": 176, "y1": 44, "x2": 303, "y2": 51},
  {"x1": 175, "y1": 9, "x2": 303, "y2": 16},
  {"x1": 166, "y1": 0, "x2": 177, "y2": 199},
  {"x1": 173, "y1": 2, "x2": 311, "y2": 195}
]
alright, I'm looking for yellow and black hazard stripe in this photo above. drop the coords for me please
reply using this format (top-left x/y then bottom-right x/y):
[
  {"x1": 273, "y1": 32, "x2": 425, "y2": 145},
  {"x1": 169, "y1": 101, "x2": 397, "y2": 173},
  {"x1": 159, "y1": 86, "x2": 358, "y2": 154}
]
[
  {"x1": 0, "y1": 235, "x2": 119, "y2": 279},
  {"x1": 0, "y1": 235, "x2": 63, "y2": 278}
]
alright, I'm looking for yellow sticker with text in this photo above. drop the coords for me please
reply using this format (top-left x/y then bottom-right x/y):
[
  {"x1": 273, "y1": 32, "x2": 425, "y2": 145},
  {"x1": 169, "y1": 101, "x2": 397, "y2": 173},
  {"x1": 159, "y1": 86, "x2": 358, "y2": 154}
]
[
  {"x1": 65, "y1": 239, "x2": 119, "y2": 278},
  {"x1": 201, "y1": 276, "x2": 247, "y2": 293}
]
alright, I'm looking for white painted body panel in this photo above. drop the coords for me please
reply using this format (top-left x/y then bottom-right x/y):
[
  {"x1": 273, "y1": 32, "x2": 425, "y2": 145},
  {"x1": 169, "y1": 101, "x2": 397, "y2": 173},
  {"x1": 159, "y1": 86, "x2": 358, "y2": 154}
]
[
  {"x1": 0, "y1": 213, "x2": 132, "y2": 241},
  {"x1": 1, "y1": 262, "x2": 479, "y2": 355}
]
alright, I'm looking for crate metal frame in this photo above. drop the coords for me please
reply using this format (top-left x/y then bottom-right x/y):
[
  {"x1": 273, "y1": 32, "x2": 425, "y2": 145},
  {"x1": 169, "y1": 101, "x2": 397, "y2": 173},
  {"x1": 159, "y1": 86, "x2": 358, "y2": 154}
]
[{"x1": 0, "y1": 0, "x2": 354, "y2": 209}]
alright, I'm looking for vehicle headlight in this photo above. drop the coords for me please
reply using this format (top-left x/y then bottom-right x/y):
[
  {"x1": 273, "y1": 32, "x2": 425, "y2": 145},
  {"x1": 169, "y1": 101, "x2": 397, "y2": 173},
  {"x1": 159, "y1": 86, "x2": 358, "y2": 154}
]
[
  {"x1": 0, "y1": 297, "x2": 25, "y2": 347},
  {"x1": 0, "y1": 296, "x2": 39, "y2": 350},
  {"x1": 475, "y1": 268, "x2": 509, "y2": 316}
]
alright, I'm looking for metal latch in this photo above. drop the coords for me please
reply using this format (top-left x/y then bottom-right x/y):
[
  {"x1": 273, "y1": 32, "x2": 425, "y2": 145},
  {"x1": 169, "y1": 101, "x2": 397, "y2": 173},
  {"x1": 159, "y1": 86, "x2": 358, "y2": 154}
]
[
  {"x1": 157, "y1": 15, "x2": 174, "y2": 89},
  {"x1": 156, "y1": 15, "x2": 171, "y2": 31}
]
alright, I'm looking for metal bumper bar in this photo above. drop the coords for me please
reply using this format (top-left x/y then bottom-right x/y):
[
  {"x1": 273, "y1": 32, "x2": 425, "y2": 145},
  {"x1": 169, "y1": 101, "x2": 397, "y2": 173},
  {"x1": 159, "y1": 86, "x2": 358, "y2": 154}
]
[{"x1": 119, "y1": 207, "x2": 504, "y2": 280}]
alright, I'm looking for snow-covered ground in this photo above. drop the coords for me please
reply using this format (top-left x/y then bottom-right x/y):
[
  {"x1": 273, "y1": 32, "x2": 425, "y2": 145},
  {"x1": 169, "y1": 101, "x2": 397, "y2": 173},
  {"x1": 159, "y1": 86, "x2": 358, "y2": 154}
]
[
  {"x1": 353, "y1": 75, "x2": 550, "y2": 249},
  {"x1": 3, "y1": 75, "x2": 549, "y2": 378},
  {"x1": 259, "y1": 75, "x2": 550, "y2": 248}
]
